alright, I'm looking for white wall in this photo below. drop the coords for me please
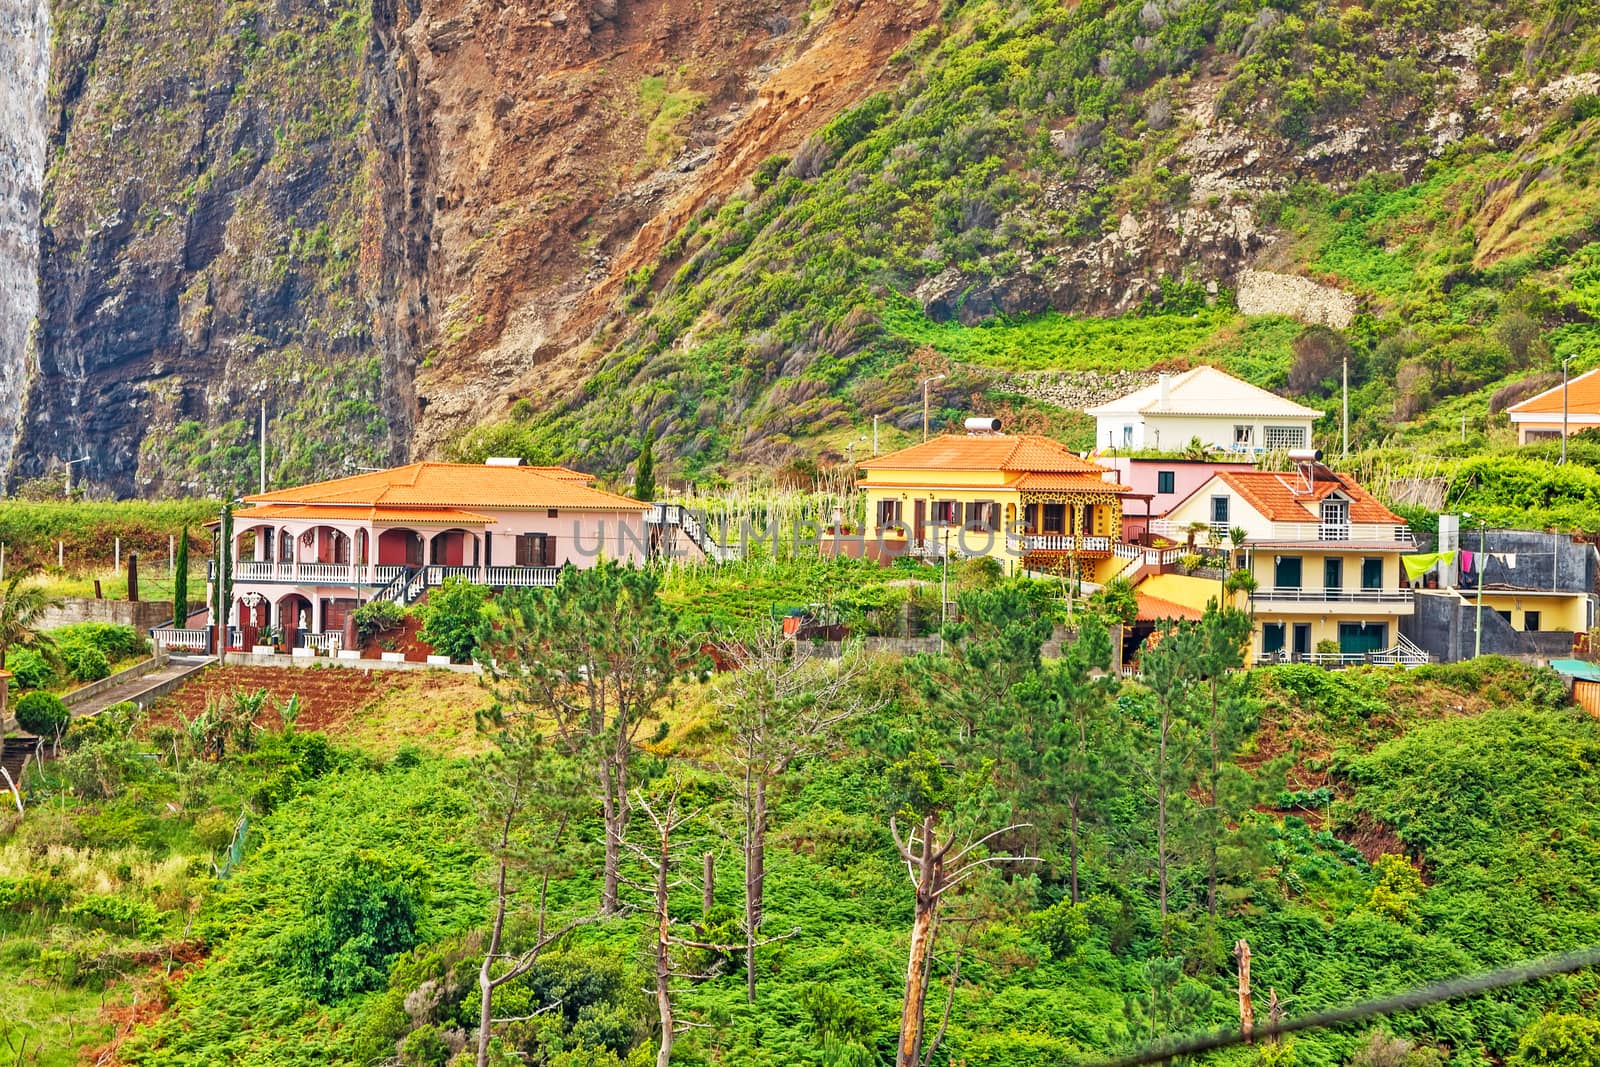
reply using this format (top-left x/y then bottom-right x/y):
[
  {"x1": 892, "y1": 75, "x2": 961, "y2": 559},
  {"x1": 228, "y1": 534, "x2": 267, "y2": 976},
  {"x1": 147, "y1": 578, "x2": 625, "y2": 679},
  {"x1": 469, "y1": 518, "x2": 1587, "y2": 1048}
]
[{"x1": 1094, "y1": 413, "x2": 1315, "y2": 454}]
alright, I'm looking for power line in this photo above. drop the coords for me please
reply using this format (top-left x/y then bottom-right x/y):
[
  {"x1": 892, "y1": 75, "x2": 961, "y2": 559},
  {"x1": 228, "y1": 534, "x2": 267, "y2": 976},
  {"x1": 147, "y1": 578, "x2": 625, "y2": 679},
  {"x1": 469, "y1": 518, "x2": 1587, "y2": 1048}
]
[{"x1": 1087, "y1": 946, "x2": 1600, "y2": 1067}]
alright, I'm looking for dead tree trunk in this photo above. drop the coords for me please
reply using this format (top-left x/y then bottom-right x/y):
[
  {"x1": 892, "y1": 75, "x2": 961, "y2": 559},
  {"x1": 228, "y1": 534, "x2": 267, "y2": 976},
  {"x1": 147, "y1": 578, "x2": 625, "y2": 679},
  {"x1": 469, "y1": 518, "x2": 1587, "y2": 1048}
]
[
  {"x1": 702, "y1": 852, "x2": 715, "y2": 917},
  {"x1": 1235, "y1": 938, "x2": 1253, "y2": 1043},
  {"x1": 890, "y1": 815, "x2": 1033, "y2": 1067},
  {"x1": 653, "y1": 818, "x2": 674, "y2": 1067},
  {"x1": 744, "y1": 773, "x2": 768, "y2": 1004}
]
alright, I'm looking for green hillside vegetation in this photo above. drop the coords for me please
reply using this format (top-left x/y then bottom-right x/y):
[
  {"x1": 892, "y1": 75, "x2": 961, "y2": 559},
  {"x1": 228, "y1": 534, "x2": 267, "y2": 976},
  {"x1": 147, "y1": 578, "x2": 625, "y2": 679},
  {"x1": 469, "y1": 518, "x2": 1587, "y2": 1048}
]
[
  {"x1": 419, "y1": 0, "x2": 1600, "y2": 494},
  {"x1": 5, "y1": 567, "x2": 1599, "y2": 1066}
]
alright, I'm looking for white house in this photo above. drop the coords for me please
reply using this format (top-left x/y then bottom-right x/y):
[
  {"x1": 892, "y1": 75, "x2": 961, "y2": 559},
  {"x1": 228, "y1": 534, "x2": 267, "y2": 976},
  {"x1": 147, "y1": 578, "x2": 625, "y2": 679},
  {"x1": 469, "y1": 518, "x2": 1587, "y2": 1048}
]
[{"x1": 1085, "y1": 365, "x2": 1323, "y2": 454}]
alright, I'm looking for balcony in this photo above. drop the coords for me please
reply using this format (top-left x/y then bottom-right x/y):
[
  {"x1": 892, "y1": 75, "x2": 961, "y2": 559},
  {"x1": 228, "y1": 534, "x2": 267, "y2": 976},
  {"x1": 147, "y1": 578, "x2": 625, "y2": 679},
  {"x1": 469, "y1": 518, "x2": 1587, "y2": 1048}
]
[
  {"x1": 1265, "y1": 523, "x2": 1414, "y2": 544},
  {"x1": 1250, "y1": 587, "x2": 1415, "y2": 614},
  {"x1": 215, "y1": 560, "x2": 560, "y2": 589},
  {"x1": 1007, "y1": 534, "x2": 1113, "y2": 556}
]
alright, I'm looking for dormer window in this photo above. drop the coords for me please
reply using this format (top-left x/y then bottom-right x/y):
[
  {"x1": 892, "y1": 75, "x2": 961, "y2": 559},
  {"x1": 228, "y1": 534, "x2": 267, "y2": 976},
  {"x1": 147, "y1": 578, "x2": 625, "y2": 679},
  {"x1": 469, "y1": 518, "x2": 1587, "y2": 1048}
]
[{"x1": 1320, "y1": 499, "x2": 1350, "y2": 539}]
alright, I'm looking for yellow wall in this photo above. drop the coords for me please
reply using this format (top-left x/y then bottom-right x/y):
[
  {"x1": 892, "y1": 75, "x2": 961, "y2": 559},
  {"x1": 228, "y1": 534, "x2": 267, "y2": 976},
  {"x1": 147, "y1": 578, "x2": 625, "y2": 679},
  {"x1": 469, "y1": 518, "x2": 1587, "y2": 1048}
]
[
  {"x1": 1470, "y1": 592, "x2": 1591, "y2": 633},
  {"x1": 1251, "y1": 614, "x2": 1400, "y2": 662},
  {"x1": 1250, "y1": 548, "x2": 1402, "y2": 591}
]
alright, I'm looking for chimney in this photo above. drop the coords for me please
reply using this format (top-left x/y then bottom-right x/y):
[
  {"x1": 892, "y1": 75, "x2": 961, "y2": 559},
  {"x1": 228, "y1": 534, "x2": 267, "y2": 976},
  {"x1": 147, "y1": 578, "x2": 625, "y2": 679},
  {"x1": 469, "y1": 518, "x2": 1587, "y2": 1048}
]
[{"x1": 1157, "y1": 373, "x2": 1171, "y2": 410}]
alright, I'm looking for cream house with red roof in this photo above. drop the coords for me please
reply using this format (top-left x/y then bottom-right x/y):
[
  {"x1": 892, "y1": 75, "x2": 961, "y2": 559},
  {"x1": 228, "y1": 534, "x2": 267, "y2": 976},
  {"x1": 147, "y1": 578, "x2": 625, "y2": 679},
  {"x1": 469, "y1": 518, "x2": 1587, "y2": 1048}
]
[
  {"x1": 1155, "y1": 464, "x2": 1417, "y2": 661},
  {"x1": 205, "y1": 460, "x2": 649, "y2": 651},
  {"x1": 1506, "y1": 367, "x2": 1600, "y2": 444},
  {"x1": 854, "y1": 432, "x2": 1132, "y2": 580}
]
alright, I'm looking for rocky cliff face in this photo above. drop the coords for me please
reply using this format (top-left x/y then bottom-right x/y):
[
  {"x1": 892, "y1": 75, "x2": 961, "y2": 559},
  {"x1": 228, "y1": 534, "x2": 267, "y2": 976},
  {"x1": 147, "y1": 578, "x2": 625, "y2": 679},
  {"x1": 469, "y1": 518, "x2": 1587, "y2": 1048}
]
[
  {"x1": 0, "y1": 0, "x2": 49, "y2": 480},
  {"x1": 9, "y1": 0, "x2": 1600, "y2": 492},
  {"x1": 7, "y1": 0, "x2": 931, "y2": 495}
]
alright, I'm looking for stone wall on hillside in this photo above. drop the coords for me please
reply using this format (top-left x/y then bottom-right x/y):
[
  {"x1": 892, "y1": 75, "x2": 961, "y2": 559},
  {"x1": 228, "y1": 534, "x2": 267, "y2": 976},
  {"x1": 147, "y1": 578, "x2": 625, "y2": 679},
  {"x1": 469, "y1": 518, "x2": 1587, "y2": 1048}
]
[
  {"x1": 40, "y1": 598, "x2": 174, "y2": 635},
  {"x1": 1236, "y1": 269, "x2": 1358, "y2": 328}
]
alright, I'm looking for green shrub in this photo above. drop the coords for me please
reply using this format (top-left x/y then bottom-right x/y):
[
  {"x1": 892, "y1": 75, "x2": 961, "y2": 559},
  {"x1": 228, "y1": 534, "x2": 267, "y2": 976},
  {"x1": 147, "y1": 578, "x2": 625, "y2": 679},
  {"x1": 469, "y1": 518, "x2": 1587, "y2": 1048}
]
[
  {"x1": 416, "y1": 577, "x2": 487, "y2": 663},
  {"x1": 68, "y1": 893, "x2": 162, "y2": 935},
  {"x1": 0, "y1": 875, "x2": 72, "y2": 913},
  {"x1": 14, "y1": 690, "x2": 70, "y2": 738},
  {"x1": 399, "y1": 1025, "x2": 451, "y2": 1067},
  {"x1": 285, "y1": 852, "x2": 424, "y2": 1002},
  {"x1": 1032, "y1": 899, "x2": 1092, "y2": 960},
  {"x1": 352, "y1": 599, "x2": 409, "y2": 644},
  {"x1": 1515, "y1": 1013, "x2": 1600, "y2": 1067},
  {"x1": 5, "y1": 647, "x2": 57, "y2": 690},
  {"x1": 53, "y1": 622, "x2": 146, "y2": 661},
  {"x1": 60, "y1": 640, "x2": 111, "y2": 683}
]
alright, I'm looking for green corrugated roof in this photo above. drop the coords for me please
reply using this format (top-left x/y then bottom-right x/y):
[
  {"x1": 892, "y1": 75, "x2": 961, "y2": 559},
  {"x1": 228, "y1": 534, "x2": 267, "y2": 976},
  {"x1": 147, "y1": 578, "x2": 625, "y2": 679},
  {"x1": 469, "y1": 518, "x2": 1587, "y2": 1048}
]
[{"x1": 1549, "y1": 658, "x2": 1600, "y2": 681}]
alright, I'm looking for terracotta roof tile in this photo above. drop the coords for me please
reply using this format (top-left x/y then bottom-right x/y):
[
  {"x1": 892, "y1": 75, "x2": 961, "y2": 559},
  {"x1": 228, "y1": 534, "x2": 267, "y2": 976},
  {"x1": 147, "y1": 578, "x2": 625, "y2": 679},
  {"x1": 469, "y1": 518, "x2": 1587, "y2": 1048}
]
[
  {"x1": 858, "y1": 434, "x2": 1111, "y2": 474},
  {"x1": 232, "y1": 504, "x2": 496, "y2": 525},
  {"x1": 1013, "y1": 472, "x2": 1131, "y2": 493},
  {"x1": 1214, "y1": 469, "x2": 1405, "y2": 525},
  {"x1": 1136, "y1": 594, "x2": 1205, "y2": 622},
  {"x1": 245, "y1": 462, "x2": 649, "y2": 512},
  {"x1": 1507, "y1": 367, "x2": 1600, "y2": 415}
]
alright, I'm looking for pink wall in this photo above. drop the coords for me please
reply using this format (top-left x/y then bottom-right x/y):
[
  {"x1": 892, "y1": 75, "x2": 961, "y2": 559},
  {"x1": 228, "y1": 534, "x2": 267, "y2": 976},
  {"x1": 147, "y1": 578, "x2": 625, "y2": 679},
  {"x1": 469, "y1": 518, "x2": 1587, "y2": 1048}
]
[{"x1": 1102, "y1": 458, "x2": 1256, "y2": 541}]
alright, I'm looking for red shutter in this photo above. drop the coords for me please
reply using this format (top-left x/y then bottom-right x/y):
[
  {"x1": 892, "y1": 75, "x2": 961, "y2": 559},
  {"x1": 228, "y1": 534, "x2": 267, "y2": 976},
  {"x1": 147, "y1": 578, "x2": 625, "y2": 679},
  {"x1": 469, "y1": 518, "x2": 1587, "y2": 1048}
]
[
  {"x1": 543, "y1": 536, "x2": 557, "y2": 567},
  {"x1": 515, "y1": 535, "x2": 533, "y2": 567}
]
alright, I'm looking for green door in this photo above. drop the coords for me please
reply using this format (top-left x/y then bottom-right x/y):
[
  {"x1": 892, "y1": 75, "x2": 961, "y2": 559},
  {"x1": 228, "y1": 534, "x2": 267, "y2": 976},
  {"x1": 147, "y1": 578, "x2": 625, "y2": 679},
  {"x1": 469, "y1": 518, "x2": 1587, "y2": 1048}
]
[{"x1": 1338, "y1": 622, "x2": 1387, "y2": 654}]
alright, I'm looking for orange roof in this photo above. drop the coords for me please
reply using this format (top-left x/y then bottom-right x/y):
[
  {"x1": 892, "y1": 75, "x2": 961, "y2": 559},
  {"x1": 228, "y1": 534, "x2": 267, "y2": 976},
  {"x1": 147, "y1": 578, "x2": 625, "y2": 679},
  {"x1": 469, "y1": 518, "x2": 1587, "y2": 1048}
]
[
  {"x1": 1136, "y1": 594, "x2": 1204, "y2": 622},
  {"x1": 1507, "y1": 368, "x2": 1600, "y2": 415},
  {"x1": 1213, "y1": 469, "x2": 1405, "y2": 524},
  {"x1": 525, "y1": 466, "x2": 596, "y2": 483},
  {"x1": 244, "y1": 462, "x2": 649, "y2": 512},
  {"x1": 1014, "y1": 472, "x2": 1131, "y2": 493},
  {"x1": 231, "y1": 504, "x2": 495, "y2": 526},
  {"x1": 859, "y1": 434, "x2": 1112, "y2": 475}
]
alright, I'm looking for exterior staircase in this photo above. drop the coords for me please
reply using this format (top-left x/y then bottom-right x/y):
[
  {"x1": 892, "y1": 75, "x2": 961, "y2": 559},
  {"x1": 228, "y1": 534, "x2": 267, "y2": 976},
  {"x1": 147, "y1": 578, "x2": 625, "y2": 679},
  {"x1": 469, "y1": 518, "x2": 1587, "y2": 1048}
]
[{"x1": 645, "y1": 504, "x2": 739, "y2": 562}]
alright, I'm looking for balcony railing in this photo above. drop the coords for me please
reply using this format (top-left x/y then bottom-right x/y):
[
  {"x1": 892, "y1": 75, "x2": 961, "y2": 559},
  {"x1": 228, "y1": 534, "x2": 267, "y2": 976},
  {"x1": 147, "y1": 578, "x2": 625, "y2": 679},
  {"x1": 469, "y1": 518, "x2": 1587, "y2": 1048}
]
[
  {"x1": 151, "y1": 627, "x2": 213, "y2": 653},
  {"x1": 1149, "y1": 520, "x2": 1415, "y2": 545},
  {"x1": 297, "y1": 632, "x2": 343, "y2": 654},
  {"x1": 1252, "y1": 586, "x2": 1414, "y2": 603},
  {"x1": 486, "y1": 566, "x2": 561, "y2": 587},
  {"x1": 1007, "y1": 534, "x2": 1113, "y2": 553}
]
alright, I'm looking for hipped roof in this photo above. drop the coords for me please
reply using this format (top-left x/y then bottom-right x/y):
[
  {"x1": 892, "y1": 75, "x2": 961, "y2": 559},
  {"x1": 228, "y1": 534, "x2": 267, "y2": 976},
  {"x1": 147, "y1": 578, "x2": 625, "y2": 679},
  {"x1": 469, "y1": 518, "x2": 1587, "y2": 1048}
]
[
  {"x1": 1212, "y1": 469, "x2": 1405, "y2": 524},
  {"x1": 243, "y1": 462, "x2": 649, "y2": 512},
  {"x1": 859, "y1": 434, "x2": 1118, "y2": 476}
]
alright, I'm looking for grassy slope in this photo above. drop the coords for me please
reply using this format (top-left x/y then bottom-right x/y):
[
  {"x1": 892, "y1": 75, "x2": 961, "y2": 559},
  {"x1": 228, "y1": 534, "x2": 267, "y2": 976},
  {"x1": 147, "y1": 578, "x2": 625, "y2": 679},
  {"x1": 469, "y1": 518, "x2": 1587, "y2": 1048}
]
[{"x1": 6, "y1": 636, "x2": 1598, "y2": 1066}]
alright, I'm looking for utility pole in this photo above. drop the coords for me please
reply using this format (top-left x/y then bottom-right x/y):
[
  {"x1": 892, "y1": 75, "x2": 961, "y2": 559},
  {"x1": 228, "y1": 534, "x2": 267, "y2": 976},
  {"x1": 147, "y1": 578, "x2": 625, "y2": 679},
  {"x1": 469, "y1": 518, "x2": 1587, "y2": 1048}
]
[
  {"x1": 1475, "y1": 519, "x2": 1486, "y2": 660},
  {"x1": 1562, "y1": 355, "x2": 1574, "y2": 465},
  {"x1": 921, "y1": 375, "x2": 946, "y2": 442},
  {"x1": 873, "y1": 415, "x2": 879, "y2": 456},
  {"x1": 1341, "y1": 355, "x2": 1349, "y2": 460}
]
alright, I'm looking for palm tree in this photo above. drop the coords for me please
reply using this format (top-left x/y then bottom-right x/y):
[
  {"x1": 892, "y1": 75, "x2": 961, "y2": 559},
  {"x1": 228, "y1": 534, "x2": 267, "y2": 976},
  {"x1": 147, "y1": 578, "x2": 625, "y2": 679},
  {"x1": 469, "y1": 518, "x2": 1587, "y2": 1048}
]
[
  {"x1": 1181, "y1": 436, "x2": 1213, "y2": 461},
  {"x1": 1229, "y1": 526, "x2": 1249, "y2": 570},
  {"x1": 1183, "y1": 520, "x2": 1210, "y2": 552},
  {"x1": 0, "y1": 575, "x2": 63, "y2": 670}
]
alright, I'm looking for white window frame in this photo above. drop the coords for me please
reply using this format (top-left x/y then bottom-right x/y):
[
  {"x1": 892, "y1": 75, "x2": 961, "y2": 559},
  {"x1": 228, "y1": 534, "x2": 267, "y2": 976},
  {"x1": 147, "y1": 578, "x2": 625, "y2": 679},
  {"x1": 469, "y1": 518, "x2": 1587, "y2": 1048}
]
[{"x1": 1264, "y1": 424, "x2": 1307, "y2": 450}]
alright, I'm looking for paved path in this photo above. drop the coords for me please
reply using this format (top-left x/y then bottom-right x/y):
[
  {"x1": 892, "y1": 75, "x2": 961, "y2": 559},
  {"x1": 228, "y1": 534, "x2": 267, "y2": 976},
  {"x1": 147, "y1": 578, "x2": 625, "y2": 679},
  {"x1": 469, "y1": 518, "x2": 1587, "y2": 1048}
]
[{"x1": 69, "y1": 656, "x2": 215, "y2": 719}]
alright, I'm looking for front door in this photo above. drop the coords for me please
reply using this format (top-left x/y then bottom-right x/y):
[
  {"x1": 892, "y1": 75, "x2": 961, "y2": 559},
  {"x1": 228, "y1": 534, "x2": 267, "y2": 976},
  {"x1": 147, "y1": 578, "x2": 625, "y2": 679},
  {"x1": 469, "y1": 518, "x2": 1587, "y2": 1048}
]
[
  {"x1": 1292, "y1": 623, "x2": 1313, "y2": 658},
  {"x1": 1324, "y1": 557, "x2": 1343, "y2": 595},
  {"x1": 1339, "y1": 622, "x2": 1387, "y2": 655},
  {"x1": 913, "y1": 500, "x2": 926, "y2": 545},
  {"x1": 1262, "y1": 622, "x2": 1286, "y2": 658}
]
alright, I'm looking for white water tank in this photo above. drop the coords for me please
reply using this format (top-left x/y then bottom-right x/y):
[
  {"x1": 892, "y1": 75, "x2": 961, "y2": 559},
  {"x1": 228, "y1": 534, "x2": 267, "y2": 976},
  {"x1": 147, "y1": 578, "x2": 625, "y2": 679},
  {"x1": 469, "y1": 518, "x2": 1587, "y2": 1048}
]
[{"x1": 964, "y1": 417, "x2": 1002, "y2": 433}]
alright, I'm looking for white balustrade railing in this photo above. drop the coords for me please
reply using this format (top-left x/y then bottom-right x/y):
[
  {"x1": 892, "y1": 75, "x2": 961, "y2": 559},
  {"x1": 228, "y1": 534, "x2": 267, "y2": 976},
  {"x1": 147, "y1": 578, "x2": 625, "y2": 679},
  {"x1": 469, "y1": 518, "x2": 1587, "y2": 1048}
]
[
  {"x1": 298, "y1": 632, "x2": 343, "y2": 653},
  {"x1": 1007, "y1": 534, "x2": 1113, "y2": 553},
  {"x1": 152, "y1": 628, "x2": 212, "y2": 653},
  {"x1": 1252, "y1": 587, "x2": 1413, "y2": 603},
  {"x1": 486, "y1": 566, "x2": 561, "y2": 587},
  {"x1": 375, "y1": 565, "x2": 406, "y2": 583},
  {"x1": 425, "y1": 565, "x2": 481, "y2": 584}
]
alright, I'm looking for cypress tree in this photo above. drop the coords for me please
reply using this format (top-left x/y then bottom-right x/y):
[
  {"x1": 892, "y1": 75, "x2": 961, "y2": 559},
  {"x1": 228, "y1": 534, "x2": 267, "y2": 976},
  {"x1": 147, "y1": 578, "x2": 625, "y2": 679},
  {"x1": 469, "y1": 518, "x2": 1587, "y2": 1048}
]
[
  {"x1": 173, "y1": 526, "x2": 189, "y2": 625},
  {"x1": 634, "y1": 431, "x2": 656, "y2": 501}
]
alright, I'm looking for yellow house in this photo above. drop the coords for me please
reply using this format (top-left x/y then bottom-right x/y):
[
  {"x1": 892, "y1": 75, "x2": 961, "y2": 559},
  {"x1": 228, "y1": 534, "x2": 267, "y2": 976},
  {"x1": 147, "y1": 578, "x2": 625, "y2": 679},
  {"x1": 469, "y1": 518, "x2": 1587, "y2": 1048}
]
[
  {"x1": 854, "y1": 433, "x2": 1131, "y2": 579},
  {"x1": 1156, "y1": 464, "x2": 1417, "y2": 661}
]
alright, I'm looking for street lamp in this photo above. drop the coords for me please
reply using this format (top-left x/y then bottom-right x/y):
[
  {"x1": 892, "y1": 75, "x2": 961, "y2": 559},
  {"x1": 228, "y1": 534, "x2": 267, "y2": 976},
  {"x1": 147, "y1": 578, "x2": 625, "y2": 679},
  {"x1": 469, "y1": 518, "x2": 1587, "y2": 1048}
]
[
  {"x1": 922, "y1": 375, "x2": 947, "y2": 442},
  {"x1": 1562, "y1": 355, "x2": 1575, "y2": 465}
]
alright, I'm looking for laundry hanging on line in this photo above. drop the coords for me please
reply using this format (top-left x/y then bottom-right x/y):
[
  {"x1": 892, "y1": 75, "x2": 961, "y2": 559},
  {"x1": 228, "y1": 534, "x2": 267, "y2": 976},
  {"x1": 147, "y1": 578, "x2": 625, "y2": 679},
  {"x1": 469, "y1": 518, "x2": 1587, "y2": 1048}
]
[{"x1": 1402, "y1": 550, "x2": 1458, "y2": 582}]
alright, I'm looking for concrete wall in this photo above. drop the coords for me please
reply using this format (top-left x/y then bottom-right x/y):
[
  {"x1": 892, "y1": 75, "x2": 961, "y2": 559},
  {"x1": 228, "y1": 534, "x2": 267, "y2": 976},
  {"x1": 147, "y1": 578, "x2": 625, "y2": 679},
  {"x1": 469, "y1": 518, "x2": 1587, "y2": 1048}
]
[
  {"x1": 39, "y1": 598, "x2": 173, "y2": 635},
  {"x1": 1402, "y1": 591, "x2": 1581, "y2": 663},
  {"x1": 1457, "y1": 529, "x2": 1599, "y2": 595},
  {"x1": 1096, "y1": 412, "x2": 1315, "y2": 453}
]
